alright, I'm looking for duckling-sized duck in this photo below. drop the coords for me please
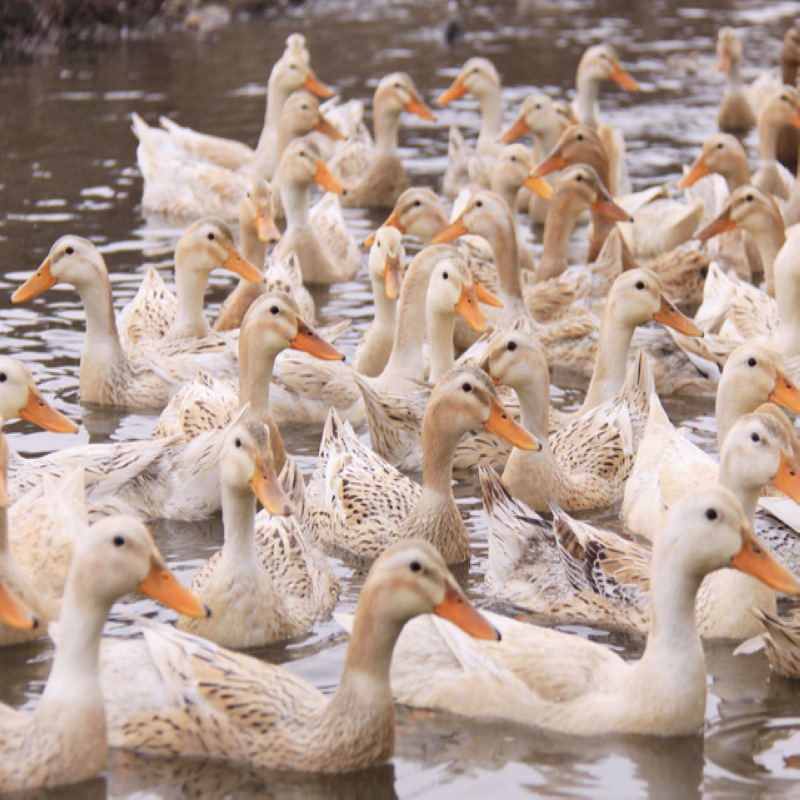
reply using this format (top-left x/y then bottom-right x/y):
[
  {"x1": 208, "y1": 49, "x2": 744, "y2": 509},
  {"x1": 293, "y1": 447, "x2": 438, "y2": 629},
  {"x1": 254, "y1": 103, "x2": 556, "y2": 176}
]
[
  {"x1": 100, "y1": 540, "x2": 498, "y2": 772},
  {"x1": 175, "y1": 420, "x2": 335, "y2": 648},
  {"x1": 353, "y1": 227, "x2": 406, "y2": 378},
  {"x1": 363, "y1": 486, "x2": 800, "y2": 737},
  {"x1": 309, "y1": 365, "x2": 537, "y2": 564},
  {"x1": 717, "y1": 27, "x2": 757, "y2": 131},
  {"x1": 328, "y1": 73, "x2": 434, "y2": 209},
  {"x1": 437, "y1": 57, "x2": 502, "y2": 198},
  {"x1": 0, "y1": 516, "x2": 208, "y2": 793},
  {"x1": 272, "y1": 138, "x2": 360, "y2": 284}
]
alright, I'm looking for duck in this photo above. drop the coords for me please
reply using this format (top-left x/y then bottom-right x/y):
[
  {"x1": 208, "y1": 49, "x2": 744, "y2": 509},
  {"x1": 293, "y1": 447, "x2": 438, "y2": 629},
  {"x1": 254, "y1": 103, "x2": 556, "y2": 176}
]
[
  {"x1": 437, "y1": 57, "x2": 503, "y2": 198},
  {"x1": 678, "y1": 132, "x2": 752, "y2": 194},
  {"x1": 309, "y1": 365, "x2": 538, "y2": 565},
  {"x1": 0, "y1": 515, "x2": 208, "y2": 793},
  {"x1": 99, "y1": 540, "x2": 498, "y2": 773},
  {"x1": 353, "y1": 226, "x2": 406, "y2": 377},
  {"x1": 716, "y1": 27, "x2": 757, "y2": 131},
  {"x1": 622, "y1": 342, "x2": 800, "y2": 541},
  {"x1": 271, "y1": 138, "x2": 361, "y2": 284},
  {"x1": 155, "y1": 292, "x2": 344, "y2": 472},
  {"x1": 328, "y1": 72, "x2": 435, "y2": 208},
  {"x1": 736, "y1": 609, "x2": 800, "y2": 679},
  {"x1": 355, "y1": 486, "x2": 800, "y2": 737},
  {"x1": 175, "y1": 420, "x2": 337, "y2": 648},
  {"x1": 752, "y1": 86, "x2": 800, "y2": 201},
  {"x1": 484, "y1": 404, "x2": 800, "y2": 640},
  {"x1": 214, "y1": 177, "x2": 281, "y2": 332}
]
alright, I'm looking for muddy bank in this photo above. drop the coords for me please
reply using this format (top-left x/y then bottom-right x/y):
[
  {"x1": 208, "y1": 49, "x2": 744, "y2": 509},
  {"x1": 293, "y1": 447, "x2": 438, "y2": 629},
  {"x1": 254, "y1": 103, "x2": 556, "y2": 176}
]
[{"x1": 0, "y1": 0, "x2": 285, "y2": 56}]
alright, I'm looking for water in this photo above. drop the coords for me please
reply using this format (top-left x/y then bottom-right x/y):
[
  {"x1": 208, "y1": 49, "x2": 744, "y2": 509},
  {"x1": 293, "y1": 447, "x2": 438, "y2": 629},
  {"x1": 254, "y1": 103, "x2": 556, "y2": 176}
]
[{"x1": 1, "y1": 0, "x2": 799, "y2": 796}]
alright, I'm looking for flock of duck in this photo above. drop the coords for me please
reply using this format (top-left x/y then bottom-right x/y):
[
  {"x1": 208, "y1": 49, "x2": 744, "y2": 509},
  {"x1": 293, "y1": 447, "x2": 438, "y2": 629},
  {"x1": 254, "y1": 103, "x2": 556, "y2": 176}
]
[{"x1": 5, "y1": 22, "x2": 800, "y2": 792}]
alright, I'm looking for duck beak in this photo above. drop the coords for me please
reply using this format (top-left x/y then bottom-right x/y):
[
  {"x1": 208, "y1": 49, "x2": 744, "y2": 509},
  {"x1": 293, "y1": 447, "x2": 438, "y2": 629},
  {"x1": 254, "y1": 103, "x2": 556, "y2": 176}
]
[
  {"x1": 731, "y1": 524, "x2": 800, "y2": 594},
  {"x1": 610, "y1": 61, "x2": 640, "y2": 91},
  {"x1": 251, "y1": 453, "x2": 293, "y2": 516},
  {"x1": 717, "y1": 51, "x2": 732, "y2": 72},
  {"x1": 530, "y1": 150, "x2": 568, "y2": 178},
  {"x1": 455, "y1": 281, "x2": 489, "y2": 332},
  {"x1": 498, "y1": 116, "x2": 530, "y2": 143},
  {"x1": 255, "y1": 210, "x2": 280, "y2": 244},
  {"x1": 653, "y1": 295, "x2": 703, "y2": 336},
  {"x1": 676, "y1": 158, "x2": 711, "y2": 189},
  {"x1": 302, "y1": 69, "x2": 334, "y2": 99},
  {"x1": 434, "y1": 581, "x2": 500, "y2": 640},
  {"x1": 695, "y1": 206, "x2": 735, "y2": 240},
  {"x1": 432, "y1": 217, "x2": 468, "y2": 244},
  {"x1": 436, "y1": 76, "x2": 468, "y2": 105},
  {"x1": 591, "y1": 191, "x2": 632, "y2": 222},
  {"x1": 12, "y1": 256, "x2": 58, "y2": 303},
  {"x1": 383, "y1": 252, "x2": 404, "y2": 300},
  {"x1": 769, "y1": 368, "x2": 800, "y2": 414},
  {"x1": 364, "y1": 207, "x2": 405, "y2": 248},
  {"x1": 0, "y1": 580, "x2": 38, "y2": 630},
  {"x1": 792, "y1": 107, "x2": 800, "y2": 128},
  {"x1": 523, "y1": 173, "x2": 553, "y2": 199},
  {"x1": 223, "y1": 246, "x2": 263, "y2": 282},
  {"x1": 314, "y1": 114, "x2": 344, "y2": 140},
  {"x1": 290, "y1": 318, "x2": 345, "y2": 361},
  {"x1": 473, "y1": 275, "x2": 503, "y2": 307},
  {"x1": 313, "y1": 160, "x2": 343, "y2": 194},
  {"x1": 406, "y1": 93, "x2": 435, "y2": 122},
  {"x1": 20, "y1": 385, "x2": 79, "y2": 434},
  {"x1": 478, "y1": 355, "x2": 500, "y2": 386},
  {"x1": 771, "y1": 450, "x2": 800, "y2": 502},
  {"x1": 139, "y1": 555, "x2": 210, "y2": 618},
  {"x1": 484, "y1": 396, "x2": 540, "y2": 450}
]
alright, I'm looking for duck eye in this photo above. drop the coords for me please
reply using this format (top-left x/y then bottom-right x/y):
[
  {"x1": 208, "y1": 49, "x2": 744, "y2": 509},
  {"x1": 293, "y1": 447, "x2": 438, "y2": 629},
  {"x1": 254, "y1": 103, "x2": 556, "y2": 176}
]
[
  {"x1": 577, "y1": 133, "x2": 584, "y2": 141},
  {"x1": 717, "y1": 142, "x2": 723, "y2": 149},
  {"x1": 207, "y1": 232, "x2": 215, "y2": 241},
  {"x1": 575, "y1": 174, "x2": 583, "y2": 182},
  {"x1": 442, "y1": 271, "x2": 449, "y2": 280},
  {"x1": 475, "y1": 200, "x2": 483, "y2": 208},
  {"x1": 113, "y1": 536, "x2": 125, "y2": 547},
  {"x1": 751, "y1": 432, "x2": 760, "y2": 442},
  {"x1": 507, "y1": 341, "x2": 517, "y2": 351},
  {"x1": 746, "y1": 194, "x2": 754, "y2": 202},
  {"x1": 462, "y1": 382, "x2": 472, "y2": 392},
  {"x1": 510, "y1": 156, "x2": 517, "y2": 162},
  {"x1": 747, "y1": 357, "x2": 757, "y2": 367},
  {"x1": 0, "y1": 373, "x2": 6, "y2": 383},
  {"x1": 635, "y1": 281, "x2": 645, "y2": 290},
  {"x1": 413, "y1": 200, "x2": 421, "y2": 207},
  {"x1": 234, "y1": 438, "x2": 242, "y2": 448},
  {"x1": 270, "y1": 305, "x2": 280, "y2": 315},
  {"x1": 410, "y1": 561, "x2": 422, "y2": 572},
  {"x1": 65, "y1": 246, "x2": 75, "y2": 255},
  {"x1": 705, "y1": 508, "x2": 717, "y2": 521}
]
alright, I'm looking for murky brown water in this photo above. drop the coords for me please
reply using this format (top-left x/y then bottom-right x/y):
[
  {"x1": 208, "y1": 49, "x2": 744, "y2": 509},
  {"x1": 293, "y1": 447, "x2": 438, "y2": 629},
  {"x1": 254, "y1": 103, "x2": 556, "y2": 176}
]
[{"x1": 2, "y1": 0, "x2": 800, "y2": 796}]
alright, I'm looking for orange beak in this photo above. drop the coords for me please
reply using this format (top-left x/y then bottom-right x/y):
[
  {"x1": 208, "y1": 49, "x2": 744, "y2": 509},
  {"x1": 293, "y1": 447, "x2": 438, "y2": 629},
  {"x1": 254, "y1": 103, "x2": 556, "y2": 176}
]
[
  {"x1": 676, "y1": 158, "x2": 711, "y2": 190},
  {"x1": 20, "y1": 384, "x2": 79, "y2": 434},
  {"x1": 0, "y1": 580, "x2": 38, "y2": 630},
  {"x1": 591, "y1": 194, "x2": 632, "y2": 222},
  {"x1": 652, "y1": 295, "x2": 703, "y2": 337},
  {"x1": 12, "y1": 256, "x2": 58, "y2": 303},
  {"x1": 717, "y1": 51, "x2": 732, "y2": 72},
  {"x1": 138, "y1": 556, "x2": 210, "y2": 618},
  {"x1": 436, "y1": 76, "x2": 468, "y2": 106},
  {"x1": 473, "y1": 275, "x2": 503, "y2": 307},
  {"x1": 483, "y1": 396, "x2": 540, "y2": 450},
  {"x1": 383, "y1": 251, "x2": 404, "y2": 300},
  {"x1": 431, "y1": 217, "x2": 468, "y2": 244},
  {"x1": 255, "y1": 210, "x2": 280, "y2": 244},
  {"x1": 610, "y1": 62, "x2": 640, "y2": 91},
  {"x1": 223, "y1": 246, "x2": 263, "y2": 282},
  {"x1": 406, "y1": 94, "x2": 436, "y2": 122},
  {"x1": 364, "y1": 207, "x2": 405, "y2": 248},
  {"x1": 455, "y1": 281, "x2": 490, "y2": 332},
  {"x1": 313, "y1": 160, "x2": 343, "y2": 194},
  {"x1": 302, "y1": 69, "x2": 334, "y2": 99},
  {"x1": 694, "y1": 207, "x2": 736, "y2": 241},
  {"x1": 523, "y1": 174, "x2": 553, "y2": 199},
  {"x1": 314, "y1": 114, "x2": 344, "y2": 140},
  {"x1": 251, "y1": 453, "x2": 292, "y2": 516},
  {"x1": 434, "y1": 581, "x2": 500, "y2": 640},
  {"x1": 792, "y1": 108, "x2": 800, "y2": 128},
  {"x1": 769, "y1": 368, "x2": 800, "y2": 414},
  {"x1": 530, "y1": 151, "x2": 568, "y2": 178},
  {"x1": 731, "y1": 524, "x2": 800, "y2": 594},
  {"x1": 498, "y1": 116, "x2": 531, "y2": 143},
  {"x1": 771, "y1": 449, "x2": 800, "y2": 502},
  {"x1": 290, "y1": 318, "x2": 345, "y2": 361}
]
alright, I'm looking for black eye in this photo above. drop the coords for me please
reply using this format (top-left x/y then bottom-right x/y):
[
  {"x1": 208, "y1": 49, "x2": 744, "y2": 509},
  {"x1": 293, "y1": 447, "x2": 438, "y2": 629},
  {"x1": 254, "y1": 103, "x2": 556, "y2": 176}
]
[
  {"x1": 113, "y1": 536, "x2": 125, "y2": 547},
  {"x1": 270, "y1": 305, "x2": 280, "y2": 315},
  {"x1": 705, "y1": 508, "x2": 717, "y2": 521},
  {"x1": 208, "y1": 232, "x2": 215, "y2": 241},
  {"x1": 66, "y1": 246, "x2": 74, "y2": 255},
  {"x1": 510, "y1": 156, "x2": 517, "y2": 162},
  {"x1": 476, "y1": 200, "x2": 483, "y2": 208},
  {"x1": 747, "y1": 357, "x2": 757, "y2": 367},
  {"x1": 0, "y1": 373, "x2": 6, "y2": 383},
  {"x1": 717, "y1": 142, "x2": 723, "y2": 149},
  {"x1": 410, "y1": 561, "x2": 422, "y2": 572},
  {"x1": 635, "y1": 281, "x2": 645, "y2": 290},
  {"x1": 442, "y1": 271, "x2": 449, "y2": 280},
  {"x1": 534, "y1": 103, "x2": 542, "y2": 110},
  {"x1": 507, "y1": 341, "x2": 517, "y2": 351},
  {"x1": 746, "y1": 194, "x2": 754, "y2": 202},
  {"x1": 577, "y1": 133, "x2": 584, "y2": 141},
  {"x1": 575, "y1": 174, "x2": 583, "y2": 182},
  {"x1": 234, "y1": 438, "x2": 242, "y2": 448},
  {"x1": 462, "y1": 382, "x2": 472, "y2": 392},
  {"x1": 751, "y1": 432, "x2": 760, "y2": 442},
  {"x1": 413, "y1": 200, "x2": 421, "y2": 207}
]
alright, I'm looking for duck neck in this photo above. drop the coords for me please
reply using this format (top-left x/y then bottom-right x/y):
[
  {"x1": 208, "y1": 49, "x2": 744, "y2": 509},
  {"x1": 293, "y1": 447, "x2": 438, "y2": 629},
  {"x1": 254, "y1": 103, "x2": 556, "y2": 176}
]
[
  {"x1": 782, "y1": 54, "x2": 799, "y2": 86},
  {"x1": 537, "y1": 191, "x2": 585, "y2": 281},
  {"x1": 758, "y1": 114, "x2": 783, "y2": 162},
  {"x1": 476, "y1": 91, "x2": 502, "y2": 154},
  {"x1": 575, "y1": 74, "x2": 600, "y2": 128},
  {"x1": 717, "y1": 464, "x2": 760, "y2": 523},
  {"x1": 776, "y1": 255, "x2": 800, "y2": 357},
  {"x1": 725, "y1": 56, "x2": 744, "y2": 93},
  {"x1": 750, "y1": 219, "x2": 785, "y2": 296},
  {"x1": 257, "y1": 70, "x2": 291, "y2": 153},
  {"x1": 581, "y1": 302, "x2": 633, "y2": 411},
  {"x1": 281, "y1": 179, "x2": 312, "y2": 230},
  {"x1": 723, "y1": 156, "x2": 751, "y2": 193},
  {"x1": 76, "y1": 272, "x2": 125, "y2": 369},
  {"x1": 420, "y1": 400, "x2": 460, "y2": 496},
  {"x1": 374, "y1": 104, "x2": 401, "y2": 157},
  {"x1": 240, "y1": 224, "x2": 267, "y2": 278},
  {"x1": 220, "y1": 482, "x2": 258, "y2": 566},
  {"x1": 172, "y1": 262, "x2": 212, "y2": 339},
  {"x1": 425, "y1": 304, "x2": 456, "y2": 384},
  {"x1": 371, "y1": 274, "x2": 398, "y2": 347},
  {"x1": 238, "y1": 338, "x2": 277, "y2": 421},
  {"x1": 484, "y1": 214, "x2": 524, "y2": 313}
]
